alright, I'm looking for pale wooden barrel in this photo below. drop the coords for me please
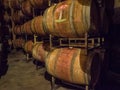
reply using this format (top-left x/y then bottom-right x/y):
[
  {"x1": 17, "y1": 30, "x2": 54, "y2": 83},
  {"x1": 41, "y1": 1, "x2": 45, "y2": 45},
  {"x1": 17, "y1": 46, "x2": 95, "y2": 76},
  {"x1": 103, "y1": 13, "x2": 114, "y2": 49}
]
[
  {"x1": 13, "y1": 25, "x2": 22, "y2": 35},
  {"x1": 31, "y1": 16, "x2": 46, "y2": 36},
  {"x1": 24, "y1": 40, "x2": 33, "y2": 54},
  {"x1": 21, "y1": 16, "x2": 45, "y2": 35},
  {"x1": 45, "y1": 48, "x2": 101, "y2": 87},
  {"x1": 21, "y1": 20, "x2": 33, "y2": 35},
  {"x1": 43, "y1": 0, "x2": 100, "y2": 38},
  {"x1": 32, "y1": 43, "x2": 49, "y2": 62}
]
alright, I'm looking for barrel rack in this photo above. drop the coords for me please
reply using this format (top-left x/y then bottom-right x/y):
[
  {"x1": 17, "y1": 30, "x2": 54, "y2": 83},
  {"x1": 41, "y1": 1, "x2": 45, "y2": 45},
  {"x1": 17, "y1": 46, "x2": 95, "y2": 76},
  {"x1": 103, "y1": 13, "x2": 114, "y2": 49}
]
[
  {"x1": 7, "y1": 0, "x2": 104, "y2": 90},
  {"x1": 48, "y1": 32, "x2": 104, "y2": 90},
  {"x1": 31, "y1": 0, "x2": 104, "y2": 90}
]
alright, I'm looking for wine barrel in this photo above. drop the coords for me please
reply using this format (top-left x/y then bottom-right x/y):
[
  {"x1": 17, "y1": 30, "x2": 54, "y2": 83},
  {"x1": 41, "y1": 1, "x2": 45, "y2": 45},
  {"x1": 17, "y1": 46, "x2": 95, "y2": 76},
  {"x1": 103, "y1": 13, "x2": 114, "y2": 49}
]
[
  {"x1": 32, "y1": 43, "x2": 49, "y2": 62},
  {"x1": 12, "y1": 10, "x2": 25, "y2": 24},
  {"x1": 22, "y1": 20, "x2": 33, "y2": 35},
  {"x1": 13, "y1": 25, "x2": 23, "y2": 35},
  {"x1": 45, "y1": 48, "x2": 101, "y2": 87},
  {"x1": 12, "y1": 39, "x2": 25, "y2": 48},
  {"x1": 24, "y1": 40, "x2": 33, "y2": 54},
  {"x1": 21, "y1": 0, "x2": 33, "y2": 16},
  {"x1": 29, "y1": 0, "x2": 49, "y2": 9},
  {"x1": 43, "y1": 0, "x2": 100, "y2": 38},
  {"x1": 31, "y1": 16, "x2": 46, "y2": 36}
]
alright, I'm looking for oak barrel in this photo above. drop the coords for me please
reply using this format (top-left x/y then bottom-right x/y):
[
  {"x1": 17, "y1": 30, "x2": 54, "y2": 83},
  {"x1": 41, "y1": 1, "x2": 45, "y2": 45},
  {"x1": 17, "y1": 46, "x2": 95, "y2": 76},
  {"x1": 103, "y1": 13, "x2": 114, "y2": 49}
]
[
  {"x1": 13, "y1": 25, "x2": 23, "y2": 35},
  {"x1": 43, "y1": 0, "x2": 100, "y2": 38},
  {"x1": 45, "y1": 48, "x2": 101, "y2": 87},
  {"x1": 32, "y1": 43, "x2": 49, "y2": 62},
  {"x1": 22, "y1": 20, "x2": 33, "y2": 35},
  {"x1": 29, "y1": 0, "x2": 48, "y2": 9},
  {"x1": 24, "y1": 40, "x2": 33, "y2": 54},
  {"x1": 31, "y1": 16, "x2": 46, "y2": 36},
  {"x1": 12, "y1": 39, "x2": 25, "y2": 48},
  {"x1": 12, "y1": 10, "x2": 25, "y2": 24},
  {"x1": 21, "y1": 0, "x2": 33, "y2": 16}
]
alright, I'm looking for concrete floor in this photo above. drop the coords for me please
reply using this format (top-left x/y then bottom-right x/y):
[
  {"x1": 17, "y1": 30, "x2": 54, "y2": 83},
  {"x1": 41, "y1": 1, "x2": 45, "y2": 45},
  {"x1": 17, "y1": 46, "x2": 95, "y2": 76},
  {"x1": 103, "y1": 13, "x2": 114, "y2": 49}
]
[
  {"x1": 0, "y1": 50, "x2": 50, "y2": 90},
  {"x1": 0, "y1": 50, "x2": 84, "y2": 90}
]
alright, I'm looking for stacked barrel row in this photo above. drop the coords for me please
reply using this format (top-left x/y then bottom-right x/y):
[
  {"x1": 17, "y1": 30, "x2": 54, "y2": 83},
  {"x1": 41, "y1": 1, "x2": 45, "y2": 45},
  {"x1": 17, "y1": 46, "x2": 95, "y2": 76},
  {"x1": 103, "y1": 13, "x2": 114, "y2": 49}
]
[
  {"x1": 13, "y1": 16, "x2": 45, "y2": 35},
  {"x1": 13, "y1": 0, "x2": 108, "y2": 38},
  {"x1": 9, "y1": 0, "x2": 50, "y2": 64},
  {"x1": 12, "y1": 38, "x2": 49, "y2": 63},
  {"x1": 9, "y1": 0, "x2": 50, "y2": 52},
  {"x1": 2, "y1": 0, "x2": 104, "y2": 88},
  {"x1": 29, "y1": 0, "x2": 102, "y2": 87},
  {"x1": 13, "y1": 38, "x2": 101, "y2": 87},
  {"x1": 11, "y1": 0, "x2": 103, "y2": 88},
  {"x1": 44, "y1": 0, "x2": 103, "y2": 88},
  {"x1": 2, "y1": 0, "x2": 50, "y2": 25}
]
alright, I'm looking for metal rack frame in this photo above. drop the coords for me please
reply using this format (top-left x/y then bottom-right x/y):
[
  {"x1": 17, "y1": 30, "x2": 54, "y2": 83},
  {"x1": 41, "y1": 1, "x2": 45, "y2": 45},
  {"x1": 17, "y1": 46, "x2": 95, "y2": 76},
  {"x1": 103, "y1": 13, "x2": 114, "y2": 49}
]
[{"x1": 49, "y1": 32, "x2": 103, "y2": 90}]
